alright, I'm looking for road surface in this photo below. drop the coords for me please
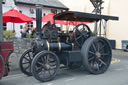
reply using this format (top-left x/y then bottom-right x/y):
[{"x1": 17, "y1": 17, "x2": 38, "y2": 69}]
[{"x1": 0, "y1": 51, "x2": 128, "y2": 85}]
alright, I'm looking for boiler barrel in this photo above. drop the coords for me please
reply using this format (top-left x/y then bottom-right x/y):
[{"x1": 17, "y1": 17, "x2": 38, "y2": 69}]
[{"x1": 46, "y1": 41, "x2": 73, "y2": 51}]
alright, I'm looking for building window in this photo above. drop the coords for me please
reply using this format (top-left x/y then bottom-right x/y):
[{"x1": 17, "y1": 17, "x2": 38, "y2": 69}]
[
  {"x1": 51, "y1": 9, "x2": 57, "y2": 14},
  {"x1": 27, "y1": 22, "x2": 33, "y2": 30},
  {"x1": 2, "y1": 0, "x2": 6, "y2": 4},
  {"x1": 20, "y1": 25, "x2": 23, "y2": 29},
  {"x1": 43, "y1": 13, "x2": 46, "y2": 16},
  {"x1": 19, "y1": 10, "x2": 22, "y2": 13},
  {"x1": 3, "y1": 23, "x2": 7, "y2": 31},
  {"x1": 30, "y1": 8, "x2": 34, "y2": 14}
]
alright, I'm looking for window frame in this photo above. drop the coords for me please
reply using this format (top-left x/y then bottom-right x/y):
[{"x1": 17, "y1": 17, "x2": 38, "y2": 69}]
[{"x1": 2, "y1": 0, "x2": 6, "y2": 4}]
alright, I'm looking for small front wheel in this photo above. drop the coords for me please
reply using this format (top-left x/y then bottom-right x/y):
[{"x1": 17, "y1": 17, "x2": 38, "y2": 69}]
[
  {"x1": 19, "y1": 49, "x2": 34, "y2": 76},
  {"x1": 31, "y1": 51, "x2": 60, "y2": 82}
]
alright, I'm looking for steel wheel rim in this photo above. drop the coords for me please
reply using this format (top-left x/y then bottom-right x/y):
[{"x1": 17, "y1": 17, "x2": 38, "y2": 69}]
[
  {"x1": 74, "y1": 24, "x2": 91, "y2": 47},
  {"x1": 34, "y1": 53, "x2": 58, "y2": 80},
  {"x1": 87, "y1": 38, "x2": 111, "y2": 73},
  {"x1": 21, "y1": 50, "x2": 33, "y2": 74}
]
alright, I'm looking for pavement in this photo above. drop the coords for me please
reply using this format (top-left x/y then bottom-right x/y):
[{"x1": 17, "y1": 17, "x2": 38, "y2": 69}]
[{"x1": 0, "y1": 50, "x2": 128, "y2": 85}]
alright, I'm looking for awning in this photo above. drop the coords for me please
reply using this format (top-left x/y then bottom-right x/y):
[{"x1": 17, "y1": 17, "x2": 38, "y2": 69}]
[{"x1": 54, "y1": 11, "x2": 119, "y2": 22}]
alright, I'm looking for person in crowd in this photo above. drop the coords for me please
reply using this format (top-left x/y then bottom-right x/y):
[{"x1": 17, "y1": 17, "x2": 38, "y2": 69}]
[
  {"x1": 31, "y1": 27, "x2": 36, "y2": 38},
  {"x1": 20, "y1": 24, "x2": 28, "y2": 38}
]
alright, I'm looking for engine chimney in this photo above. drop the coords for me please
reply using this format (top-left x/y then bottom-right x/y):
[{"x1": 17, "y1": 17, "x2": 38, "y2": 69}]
[{"x1": 36, "y1": 7, "x2": 42, "y2": 40}]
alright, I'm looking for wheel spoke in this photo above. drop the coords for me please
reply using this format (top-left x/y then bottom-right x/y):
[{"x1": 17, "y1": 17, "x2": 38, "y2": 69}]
[
  {"x1": 76, "y1": 34, "x2": 83, "y2": 40},
  {"x1": 41, "y1": 56, "x2": 44, "y2": 63},
  {"x1": 37, "y1": 61, "x2": 44, "y2": 66},
  {"x1": 101, "y1": 53, "x2": 109, "y2": 56},
  {"x1": 83, "y1": 25, "x2": 84, "y2": 30},
  {"x1": 43, "y1": 70, "x2": 48, "y2": 78},
  {"x1": 24, "y1": 57, "x2": 30, "y2": 61},
  {"x1": 99, "y1": 44, "x2": 105, "y2": 52},
  {"x1": 95, "y1": 62, "x2": 100, "y2": 71},
  {"x1": 22, "y1": 62, "x2": 29, "y2": 64},
  {"x1": 36, "y1": 69, "x2": 42, "y2": 74},
  {"x1": 29, "y1": 65, "x2": 31, "y2": 72},
  {"x1": 92, "y1": 43, "x2": 97, "y2": 52},
  {"x1": 89, "y1": 51, "x2": 96, "y2": 55},
  {"x1": 90, "y1": 60, "x2": 94, "y2": 69},
  {"x1": 49, "y1": 57, "x2": 57, "y2": 67},
  {"x1": 98, "y1": 58, "x2": 107, "y2": 66},
  {"x1": 76, "y1": 28, "x2": 81, "y2": 34},
  {"x1": 46, "y1": 54, "x2": 51, "y2": 63},
  {"x1": 48, "y1": 70, "x2": 52, "y2": 77},
  {"x1": 36, "y1": 66, "x2": 44, "y2": 73},
  {"x1": 24, "y1": 65, "x2": 30, "y2": 70},
  {"x1": 49, "y1": 63, "x2": 56, "y2": 66},
  {"x1": 28, "y1": 53, "x2": 32, "y2": 60},
  {"x1": 38, "y1": 68, "x2": 45, "y2": 76},
  {"x1": 88, "y1": 56, "x2": 95, "y2": 61},
  {"x1": 49, "y1": 58, "x2": 55, "y2": 62},
  {"x1": 44, "y1": 56, "x2": 48, "y2": 64},
  {"x1": 97, "y1": 42, "x2": 100, "y2": 52}
]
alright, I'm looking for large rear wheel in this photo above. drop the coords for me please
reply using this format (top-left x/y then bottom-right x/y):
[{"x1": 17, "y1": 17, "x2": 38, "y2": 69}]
[
  {"x1": 0, "y1": 55, "x2": 5, "y2": 79},
  {"x1": 31, "y1": 51, "x2": 60, "y2": 82},
  {"x1": 81, "y1": 37, "x2": 112, "y2": 74}
]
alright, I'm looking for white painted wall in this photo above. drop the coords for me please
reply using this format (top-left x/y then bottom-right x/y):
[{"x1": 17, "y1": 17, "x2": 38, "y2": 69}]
[{"x1": 107, "y1": 0, "x2": 127, "y2": 49}]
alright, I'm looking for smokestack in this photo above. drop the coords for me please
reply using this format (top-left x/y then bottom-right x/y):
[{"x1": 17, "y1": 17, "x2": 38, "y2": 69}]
[{"x1": 36, "y1": 7, "x2": 42, "y2": 40}]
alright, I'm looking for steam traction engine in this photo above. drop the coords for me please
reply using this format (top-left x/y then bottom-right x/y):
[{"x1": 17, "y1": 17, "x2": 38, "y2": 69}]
[{"x1": 19, "y1": 8, "x2": 118, "y2": 82}]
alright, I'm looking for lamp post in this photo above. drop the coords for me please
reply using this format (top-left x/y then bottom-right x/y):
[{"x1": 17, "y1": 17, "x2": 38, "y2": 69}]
[{"x1": 0, "y1": 0, "x2": 3, "y2": 42}]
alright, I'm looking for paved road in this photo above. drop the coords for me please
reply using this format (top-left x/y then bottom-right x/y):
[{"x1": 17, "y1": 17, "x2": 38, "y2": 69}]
[{"x1": 0, "y1": 53, "x2": 128, "y2": 85}]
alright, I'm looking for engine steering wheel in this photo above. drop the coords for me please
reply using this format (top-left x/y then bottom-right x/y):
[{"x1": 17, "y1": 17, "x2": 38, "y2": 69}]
[{"x1": 74, "y1": 24, "x2": 92, "y2": 48}]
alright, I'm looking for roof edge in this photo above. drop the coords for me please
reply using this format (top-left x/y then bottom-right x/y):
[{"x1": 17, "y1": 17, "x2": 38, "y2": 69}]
[{"x1": 15, "y1": 2, "x2": 69, "y2": 10}]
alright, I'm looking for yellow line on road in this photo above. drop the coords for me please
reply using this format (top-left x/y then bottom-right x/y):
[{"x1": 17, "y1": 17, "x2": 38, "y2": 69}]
[{"x1": 111, "y1": 57, "x2": 120, "y2": 64}]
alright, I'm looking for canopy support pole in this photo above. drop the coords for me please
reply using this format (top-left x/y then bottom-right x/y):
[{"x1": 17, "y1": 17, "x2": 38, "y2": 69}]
[
  {"x1": 90, "y1": 0, "x2": 104, "y2": 36},
  {"x1": 104, "y1": 20, "x2": 107, "y2": 38},
  {"x1": 0, "y1": 0, "x2": 3, "y2": 42},
  {"x1": 13, "y1": 17, "x2": 15, "y2": 32}
]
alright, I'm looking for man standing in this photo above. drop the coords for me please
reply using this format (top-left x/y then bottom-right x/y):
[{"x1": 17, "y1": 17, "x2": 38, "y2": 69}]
[{"x1": 20, "y1": 24, "x2": 28, "y2": 38}]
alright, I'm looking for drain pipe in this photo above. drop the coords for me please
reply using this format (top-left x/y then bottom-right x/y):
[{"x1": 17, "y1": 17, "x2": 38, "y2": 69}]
[{"x1": 0, "y1": 0, "x2": 3, "y2": 42}]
